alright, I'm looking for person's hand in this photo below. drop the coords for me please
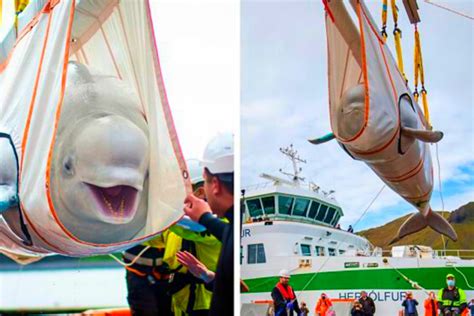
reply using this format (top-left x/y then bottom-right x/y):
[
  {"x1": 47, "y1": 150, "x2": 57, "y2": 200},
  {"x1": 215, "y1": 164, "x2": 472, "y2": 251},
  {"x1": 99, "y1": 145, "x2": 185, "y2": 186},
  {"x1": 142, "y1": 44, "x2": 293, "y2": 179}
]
[
  {"x1": 183, "y1": 193, "x2": 212, "y2": 222},
  {"x1": 286, "y1": 302, "x2": 293, "y2": 310},
  {"x1": 176, "y1": 251, "x2": 215, "y2": 283}
]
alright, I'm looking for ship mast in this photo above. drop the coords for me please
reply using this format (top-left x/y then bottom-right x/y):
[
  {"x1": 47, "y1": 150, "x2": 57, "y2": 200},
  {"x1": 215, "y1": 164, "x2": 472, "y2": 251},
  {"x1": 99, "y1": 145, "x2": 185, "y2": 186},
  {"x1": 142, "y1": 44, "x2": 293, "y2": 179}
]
[{"x1": 279, "y1": 144, "x2": 306, "y2": 185}]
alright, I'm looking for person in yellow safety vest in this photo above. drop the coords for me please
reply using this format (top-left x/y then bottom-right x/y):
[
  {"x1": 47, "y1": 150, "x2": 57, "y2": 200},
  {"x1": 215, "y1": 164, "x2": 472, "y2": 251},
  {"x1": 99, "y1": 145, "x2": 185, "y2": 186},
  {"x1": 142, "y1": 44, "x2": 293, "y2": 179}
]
[
  {"x1": 123, "y1": 230, "x2": 175, "y2": 316},
  {"x1": 164, "y1": 225, "x2": 222, "y2": 316},
  {"x1": 123, "y1": 159, "x2": 220, "y2": 316},
  {"x1": 438, "y1": 274, "x2": 468, "y2": 316},
  {"x1": 164, "y1": 159, "x2": 223, "y2": 316}
]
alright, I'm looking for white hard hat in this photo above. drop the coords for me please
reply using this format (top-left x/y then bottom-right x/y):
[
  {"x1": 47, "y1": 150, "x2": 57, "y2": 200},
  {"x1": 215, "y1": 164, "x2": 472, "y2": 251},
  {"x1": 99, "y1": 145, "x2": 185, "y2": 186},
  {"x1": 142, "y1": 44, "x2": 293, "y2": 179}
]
[
  {"x1": 186, "y1": 159, "x2": 204, "y2": 185},
  {"x1": 279, "y1": 269, "x2": 290, "y2": 278},
  {"x1": 200, "y1": 132, "x2": 234, "y2": 174}
]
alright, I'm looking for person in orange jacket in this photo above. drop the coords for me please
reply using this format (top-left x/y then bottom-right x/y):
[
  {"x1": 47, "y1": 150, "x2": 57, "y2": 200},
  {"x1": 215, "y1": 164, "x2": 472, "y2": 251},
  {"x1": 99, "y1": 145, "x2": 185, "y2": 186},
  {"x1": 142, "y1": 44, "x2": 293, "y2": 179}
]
[
  {"x1": 424, "y1": 291, "x2": 438, "y2": 316},
  {"x1": 315, "y1": 293, "x2": 333, "y2": 316}
]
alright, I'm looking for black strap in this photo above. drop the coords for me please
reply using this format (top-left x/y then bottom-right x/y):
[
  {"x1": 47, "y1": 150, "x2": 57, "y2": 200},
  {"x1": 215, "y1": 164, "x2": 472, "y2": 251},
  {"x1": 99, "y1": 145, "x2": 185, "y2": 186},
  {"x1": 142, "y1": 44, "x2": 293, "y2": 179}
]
[
  {"x1": 0, "y1": 133, "x2": 33, "y2": 246},
  {"x1": 186, "y1": 282, "x2": 197, "y2": 314}
]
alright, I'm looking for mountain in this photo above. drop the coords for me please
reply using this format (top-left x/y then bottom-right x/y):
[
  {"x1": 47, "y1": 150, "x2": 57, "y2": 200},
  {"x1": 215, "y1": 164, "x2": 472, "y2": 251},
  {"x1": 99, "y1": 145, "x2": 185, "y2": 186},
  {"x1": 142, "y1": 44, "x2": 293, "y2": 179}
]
[{"x1": 359, "y1": 202, "x2": 474, "y2": 251}]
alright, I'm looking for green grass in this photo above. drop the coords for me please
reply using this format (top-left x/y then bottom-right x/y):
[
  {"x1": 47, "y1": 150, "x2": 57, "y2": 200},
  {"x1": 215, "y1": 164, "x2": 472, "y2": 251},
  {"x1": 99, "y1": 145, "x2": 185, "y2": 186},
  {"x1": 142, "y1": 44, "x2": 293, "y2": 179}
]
[{"x1": 359, "y1": 202, "x2": 474, "y2": 251}]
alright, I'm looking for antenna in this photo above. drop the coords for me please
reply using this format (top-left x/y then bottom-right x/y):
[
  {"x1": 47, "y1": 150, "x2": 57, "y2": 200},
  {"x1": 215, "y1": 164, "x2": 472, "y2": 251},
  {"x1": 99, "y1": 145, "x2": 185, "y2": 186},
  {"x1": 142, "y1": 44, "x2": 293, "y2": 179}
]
[{"x1": 279, "y1": 144, "x2": 306, "y2": 184}]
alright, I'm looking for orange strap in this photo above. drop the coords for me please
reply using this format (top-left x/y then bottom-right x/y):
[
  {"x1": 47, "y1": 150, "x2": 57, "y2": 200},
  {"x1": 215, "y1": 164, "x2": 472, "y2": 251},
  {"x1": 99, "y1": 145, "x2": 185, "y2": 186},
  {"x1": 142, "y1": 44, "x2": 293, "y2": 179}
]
[{"x1": 125, "y1": 266, "x2": 146, "y2": 277}]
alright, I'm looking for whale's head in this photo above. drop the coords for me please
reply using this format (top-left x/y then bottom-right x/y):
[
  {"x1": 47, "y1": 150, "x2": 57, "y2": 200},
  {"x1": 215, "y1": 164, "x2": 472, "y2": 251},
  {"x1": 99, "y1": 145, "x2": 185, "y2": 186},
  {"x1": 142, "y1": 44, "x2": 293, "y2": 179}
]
[
  {"x1": 336, "y1": 84, "x2": 365, "y2": 140},
  {"x1": 50, "y1": 62, "x2": 149, "y2": 243}
]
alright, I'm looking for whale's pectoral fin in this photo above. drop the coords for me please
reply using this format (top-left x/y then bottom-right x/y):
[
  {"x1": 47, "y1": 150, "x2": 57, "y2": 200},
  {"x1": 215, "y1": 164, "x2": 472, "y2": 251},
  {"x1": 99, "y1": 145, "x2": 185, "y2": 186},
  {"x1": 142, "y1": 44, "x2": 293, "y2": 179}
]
[
  {"x1": 390, "y1": 210, "x2": 457, "y2": 245},
  {"x1": 0, "y1": 186, "x2": 19, "y2": 213},
  {"x1": 308, "y1": 132, "x2": 335, "y2": 145},
  {"x1": 401, "y1": 127, "x2": 443, "y2": 143}
]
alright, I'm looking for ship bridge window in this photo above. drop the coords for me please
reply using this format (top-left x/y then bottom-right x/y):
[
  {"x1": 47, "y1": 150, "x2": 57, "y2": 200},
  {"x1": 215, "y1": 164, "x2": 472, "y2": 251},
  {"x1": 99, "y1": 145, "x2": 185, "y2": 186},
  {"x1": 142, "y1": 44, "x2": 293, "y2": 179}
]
[
  {"x1": 278, "y1": 195, "x2": 294, "y2": 215},
  {"x1": 308, "y1": 201, "x2": 321, "y2": 219},
  {"x1": 315, "y1": 246, "x2": 325, "y2": 256},
  {"x1": 261, "y1": 196, "x2": 276, "y2": 215},
  {"x1": 247, "y1": 199, "x2": 263, "y2": 217},
  {"x1": 328, "y1": 248, "x2": 336, "y2": 256},
  {"x1": 293, "y1": 198, "x2": 310, "y2": 217},
  {"x1": 339, "y1": 249, "x2": 346, "y2": 255},
  {"x1": 248, "y1": 243, "x2": 266, "y2": 264},
  {"x1": 315, "y1": 204, "x2": 328, "y2": 221},
  {"x1": 330, "y1": 211, "x2": 341, "y2": 226},
  {"x1": 300, "y1": 244, "x2": 311, "y2": 256},
  {"x1": 324, "y1": 207, "x2": 336, "y2": 224}
]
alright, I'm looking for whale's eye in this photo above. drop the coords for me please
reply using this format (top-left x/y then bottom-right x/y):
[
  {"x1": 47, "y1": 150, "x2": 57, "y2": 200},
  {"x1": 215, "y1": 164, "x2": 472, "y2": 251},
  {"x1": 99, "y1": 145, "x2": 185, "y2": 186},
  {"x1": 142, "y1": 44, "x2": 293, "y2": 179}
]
[{"x1": 63, "y1": 156, "x2": 75, "y2": 176}]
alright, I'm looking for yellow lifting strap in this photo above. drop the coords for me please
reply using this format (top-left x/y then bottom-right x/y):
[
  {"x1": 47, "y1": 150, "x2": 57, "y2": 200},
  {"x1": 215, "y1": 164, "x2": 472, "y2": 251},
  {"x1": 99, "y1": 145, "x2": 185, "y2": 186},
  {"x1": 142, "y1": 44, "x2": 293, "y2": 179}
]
[
  {"x1": 414, "y1": 26, "x2": 431, "y2": 127},
  {"x1": 15, "y1": 0, "x2": 29, "y2": 13},
  {"x1": 14, "y1": 0, "x2": 29, "y2": 30},
  {"x1": 391, "y1": 0, "x2": 408, "y2": 84},
  {"x1": 381, "y1": 0, "x2": 388, "y2": 40}
]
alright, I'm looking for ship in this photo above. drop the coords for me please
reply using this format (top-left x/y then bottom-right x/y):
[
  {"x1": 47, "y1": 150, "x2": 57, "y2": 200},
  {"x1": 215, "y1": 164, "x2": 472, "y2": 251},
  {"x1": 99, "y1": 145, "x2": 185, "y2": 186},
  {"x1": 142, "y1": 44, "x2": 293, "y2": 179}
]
[{"x1": 240, "y1": 145, "x2": 474, "y2": 315}]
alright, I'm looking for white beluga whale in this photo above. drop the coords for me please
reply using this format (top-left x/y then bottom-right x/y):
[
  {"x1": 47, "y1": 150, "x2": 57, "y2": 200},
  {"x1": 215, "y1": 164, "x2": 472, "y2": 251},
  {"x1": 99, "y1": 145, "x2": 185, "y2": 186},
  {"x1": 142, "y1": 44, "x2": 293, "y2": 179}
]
[
  {"x1": 1, "y1": 62, "x2": 150, "y2": 244},
  {"x1": 310, "y1": 0, "x2": 457, "y2": 243},
  {"x1": 0, "y1": 137, "x2": 18, "y2": 214}
]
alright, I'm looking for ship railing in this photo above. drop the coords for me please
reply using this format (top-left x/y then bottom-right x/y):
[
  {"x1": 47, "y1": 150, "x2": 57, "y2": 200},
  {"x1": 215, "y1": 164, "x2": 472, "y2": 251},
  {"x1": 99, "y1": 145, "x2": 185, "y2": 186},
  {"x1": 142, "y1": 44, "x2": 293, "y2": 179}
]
[
  {"x1": 377, "y1": 249, "x2": 474, "y2": 260},
  {"x1": 432, "y1": 249, "x2": 474, "y2": 259}
]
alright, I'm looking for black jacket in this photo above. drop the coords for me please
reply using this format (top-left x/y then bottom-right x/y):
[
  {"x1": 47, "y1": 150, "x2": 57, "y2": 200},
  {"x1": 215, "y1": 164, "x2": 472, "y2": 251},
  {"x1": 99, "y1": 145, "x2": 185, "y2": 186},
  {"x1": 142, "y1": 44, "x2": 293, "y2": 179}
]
[
  {"x1": 199, "y1": 207, "x2": 233, "y2": 316},
  {"x1": 351, "y1": 307, "x2": 366, "y2": 316},
  {"x1": 359, "y1": 297, "x2": 376, "y2": 316},
  {"x1": 271, "y1": 284, "x2": 301, "y2": 316}
]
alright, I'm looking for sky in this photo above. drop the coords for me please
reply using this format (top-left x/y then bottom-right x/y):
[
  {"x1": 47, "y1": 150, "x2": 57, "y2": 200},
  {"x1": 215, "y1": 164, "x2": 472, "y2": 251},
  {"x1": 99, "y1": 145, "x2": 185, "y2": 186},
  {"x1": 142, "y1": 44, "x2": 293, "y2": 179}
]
[
  {"x1": 241, "y1": 0, "x2": 473, "y2": 231},
  {"x1": 149, "y1": 0, "x2": 238, "y2": 160}
]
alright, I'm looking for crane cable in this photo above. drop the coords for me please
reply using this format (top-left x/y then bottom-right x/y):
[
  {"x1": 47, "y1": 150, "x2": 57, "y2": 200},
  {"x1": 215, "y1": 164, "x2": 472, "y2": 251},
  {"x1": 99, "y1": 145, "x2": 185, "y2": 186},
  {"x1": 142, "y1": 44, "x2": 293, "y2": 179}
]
[{"x1": 424, "y1": 0, "x2": 474, "y2": 21}]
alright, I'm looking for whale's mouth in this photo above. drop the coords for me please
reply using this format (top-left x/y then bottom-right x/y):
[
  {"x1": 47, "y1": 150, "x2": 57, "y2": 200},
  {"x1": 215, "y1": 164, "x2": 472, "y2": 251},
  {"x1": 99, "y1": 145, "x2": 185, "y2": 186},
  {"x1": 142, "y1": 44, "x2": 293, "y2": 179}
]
[{"x1": 85, "y1": 183, "x2": 139, "y2": 223}]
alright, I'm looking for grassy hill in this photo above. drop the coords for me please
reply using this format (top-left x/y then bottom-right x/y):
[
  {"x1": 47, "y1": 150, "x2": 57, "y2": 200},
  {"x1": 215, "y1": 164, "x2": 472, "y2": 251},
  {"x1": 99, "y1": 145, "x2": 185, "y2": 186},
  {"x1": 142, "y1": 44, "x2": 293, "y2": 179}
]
[{"x1": 359, "y1": 202, "x2": 474, "y2": 251}]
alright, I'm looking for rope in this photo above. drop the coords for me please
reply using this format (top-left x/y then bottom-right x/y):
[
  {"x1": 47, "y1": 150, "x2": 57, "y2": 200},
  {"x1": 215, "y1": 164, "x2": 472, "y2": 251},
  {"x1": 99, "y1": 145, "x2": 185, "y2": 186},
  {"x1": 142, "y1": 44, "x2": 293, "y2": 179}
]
[
  {"x1": 108, "y1": 245, "x2": 151, "y2": 267},
  {"x1": 295, "y1": 185, "x2": 386, "y2": 297},
  {"x1": 386, "y1": 261, "x2": 431, "y2": 295},
  {"x1": 452, "y1": 266, "x2": 474, "y2": 290},
  {"x1": 424, "y1": 0, "x2": 474, "y2": 21}
]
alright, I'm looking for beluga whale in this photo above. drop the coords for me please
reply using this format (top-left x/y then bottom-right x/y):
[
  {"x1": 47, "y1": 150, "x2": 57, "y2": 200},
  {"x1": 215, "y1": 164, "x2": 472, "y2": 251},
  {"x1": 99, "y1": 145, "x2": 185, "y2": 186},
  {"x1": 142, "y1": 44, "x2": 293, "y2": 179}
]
[
  {"x1": 1, "y1": 62, "x2": 150, "y2": 245},
  {"x1": 309, "y1": 0, "x2": 457, "y2": 244}
]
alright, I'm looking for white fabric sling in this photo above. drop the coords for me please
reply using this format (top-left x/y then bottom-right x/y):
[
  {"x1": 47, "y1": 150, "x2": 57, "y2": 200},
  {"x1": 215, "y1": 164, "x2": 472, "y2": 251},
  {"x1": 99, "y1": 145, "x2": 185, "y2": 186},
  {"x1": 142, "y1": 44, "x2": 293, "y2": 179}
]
[{"x1": 0, "y1": 0, "x2": 190, "y2": 259}]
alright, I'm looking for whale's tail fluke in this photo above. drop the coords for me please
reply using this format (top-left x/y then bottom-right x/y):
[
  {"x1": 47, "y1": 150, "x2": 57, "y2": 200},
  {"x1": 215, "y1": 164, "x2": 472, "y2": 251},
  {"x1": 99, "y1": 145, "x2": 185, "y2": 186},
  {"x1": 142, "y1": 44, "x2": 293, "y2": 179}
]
[{"x1": 389, "y1": 209, "x2": 458, "y2": 245}]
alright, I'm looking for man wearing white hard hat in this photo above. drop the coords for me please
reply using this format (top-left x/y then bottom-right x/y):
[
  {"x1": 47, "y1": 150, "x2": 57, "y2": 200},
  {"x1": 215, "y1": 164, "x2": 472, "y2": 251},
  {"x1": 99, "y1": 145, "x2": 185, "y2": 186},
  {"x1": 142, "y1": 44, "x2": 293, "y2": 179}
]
[
  {"x1": 272, "y1": 269, "x2": 302, "y2": 316},
  {"x1": 182, "y1": 132, "x2": 234, "y2": 316}
]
